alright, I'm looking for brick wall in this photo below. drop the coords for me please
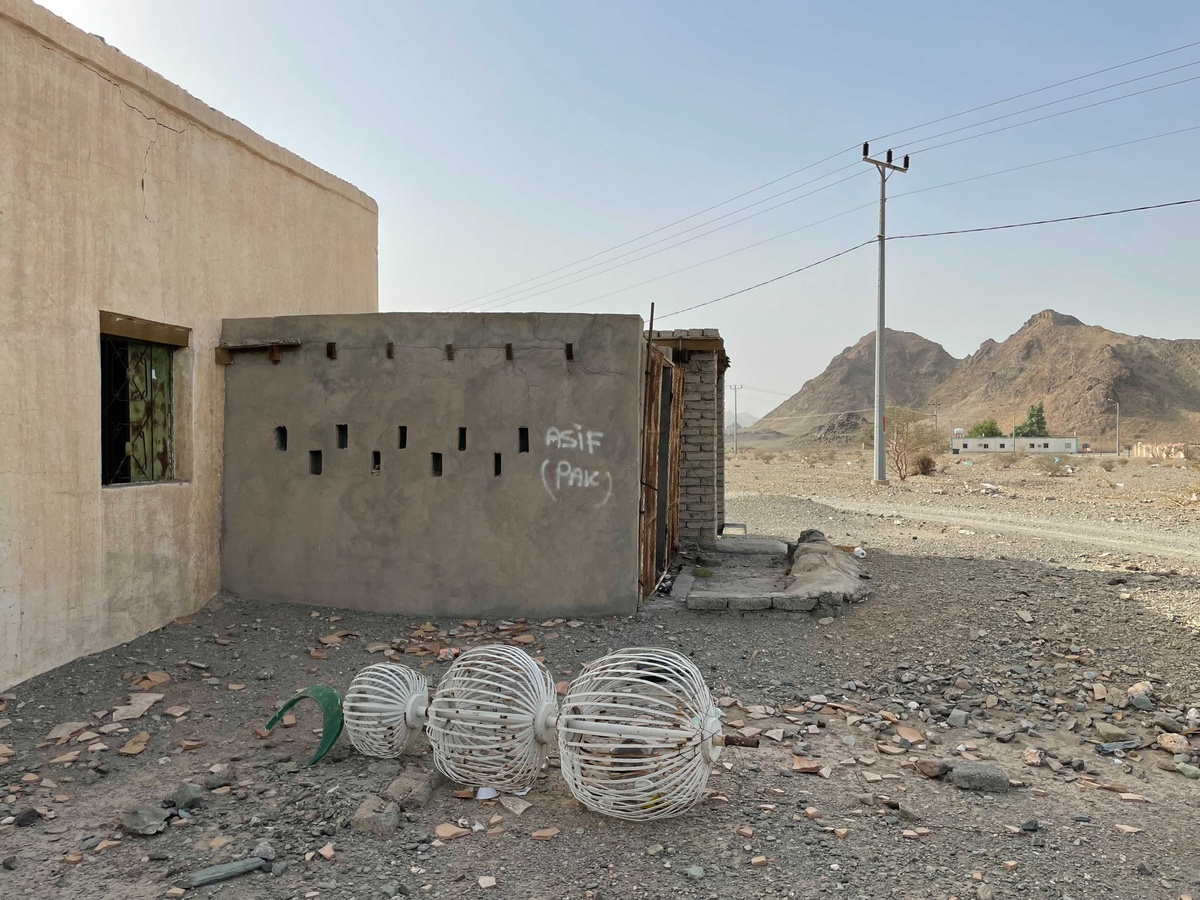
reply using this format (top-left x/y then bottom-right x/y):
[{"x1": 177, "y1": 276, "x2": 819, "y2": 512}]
[
  {"x1": 651, "y1": 328, "x2": 726, "y2": 549},
  {"x1": 715, "y1": 363, "x2": 725, "y2": 531}
]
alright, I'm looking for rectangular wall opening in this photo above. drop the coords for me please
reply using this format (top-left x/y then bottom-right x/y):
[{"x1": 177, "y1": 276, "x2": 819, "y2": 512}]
[
  {"x1": 100, "y1": 335, "x2": 176, "y2": 484},
  {"x1": 398, "y1": 425, "x2": 408, "y2": 449},
  {"x1": 505, "y1": 343, "x2": 514, "y2": 361},
  {"x1": 493, "y1": 452, "x2": 502, "y2": 477},
  {"x1": 274, "y1": 426, "x2": 287, "y2": 451},
  {"x1": 372, "y1": 450, "x2": 381, "y2": 472},
  {"x1": 565, "y1": 342, "x2": 575, "y2": 360},
  {"x1": 326, "y1": 342, "x2": 337, "y2": 359},
  {"x1": 386, "y1": 342, "x2": 395, "y2": 359},
  {"x1": 458, "y1": 427, "x2": 467, "y2": 451},
  {"x1": 309, "y1": 450, "x2": 322, "y2": 475},
  {"x1": 518, "y1": 427, "x2": 529, "y2": 453},
  {"x1": 431, "y1": 452, "x2": 443, "y2": 477},
  {"x1": 337, "y1": 424, "x2": 348, "y2": 449}
]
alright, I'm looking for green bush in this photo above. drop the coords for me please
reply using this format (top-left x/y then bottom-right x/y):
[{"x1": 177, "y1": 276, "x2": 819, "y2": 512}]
[{"x1": 967, "y1": 419, "x2": 1003, "y2": 438}]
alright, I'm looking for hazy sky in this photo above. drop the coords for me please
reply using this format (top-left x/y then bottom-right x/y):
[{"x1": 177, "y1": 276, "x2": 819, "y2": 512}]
[{"x1": 40, "y1": 1, "x2": 1200, "y2": 416}]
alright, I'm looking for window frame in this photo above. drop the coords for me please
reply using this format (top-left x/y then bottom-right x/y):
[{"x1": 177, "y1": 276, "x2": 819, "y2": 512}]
[{"x1": 99, "y1": 312, "x2": 190, "y2": 487}]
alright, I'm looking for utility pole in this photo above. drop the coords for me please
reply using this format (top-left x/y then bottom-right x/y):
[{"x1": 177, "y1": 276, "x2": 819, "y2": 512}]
[
  {"x1": 862, "y1": 143, "x2": 909, "y2": 484},
  {"x1": 729, "y1": 384, "x2": 743, "y2": 455},
  {"x1": 1106, "y1": 398, "x2": 1120, "y2": 456}
]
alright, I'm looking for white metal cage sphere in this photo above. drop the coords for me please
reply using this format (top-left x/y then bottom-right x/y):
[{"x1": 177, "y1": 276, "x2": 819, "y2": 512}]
[
  {"x1": 557, "y1": 647, "x2": 722, "y2": 821},
  {"x1": 426, "y1": 644, "x2": 558, "y2": 791},
  {"x1": 343, "y1": 663, "x2": 429, "y2": 758}
]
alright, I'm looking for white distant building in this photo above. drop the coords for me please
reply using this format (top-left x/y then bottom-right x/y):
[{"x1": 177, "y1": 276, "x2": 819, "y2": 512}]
[{"x1": 950, "y1": 436, "x2": 1078, "y2": 455}]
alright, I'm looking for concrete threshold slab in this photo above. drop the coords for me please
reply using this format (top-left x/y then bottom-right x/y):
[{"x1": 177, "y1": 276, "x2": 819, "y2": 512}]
[{"x1": 684, "y1": 591, "x2": 820, "y2": 612}]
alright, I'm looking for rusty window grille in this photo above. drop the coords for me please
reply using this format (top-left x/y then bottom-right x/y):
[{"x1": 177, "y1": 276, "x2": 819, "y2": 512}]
[{"x1": 100, "y1": 336, "x2": 174, "y2": 484}]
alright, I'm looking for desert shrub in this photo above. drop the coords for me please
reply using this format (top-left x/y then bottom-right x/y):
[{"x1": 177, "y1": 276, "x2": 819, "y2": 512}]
[
  {"x1": 1034, "y1": 455, "x2": 1068, "y2": 477},
  {"x1": 758, "y1": 452, "x2": 777, "y2": 465},
  {"x1": 1100, "y1": 459, "x2": 1116, "y2": 471},
  {"x1": 912, "y1": 453, "x2": 937, "y2": 476},
  {"x1": 1116, "y1": 457, "x2": 1129, "y2": 467},
  {"x1": 996, "y1": 451, "x2": 1020, "y2": 468},
  {"x1": 885, "y1": 407, "x2": 938, "y2": 482}
]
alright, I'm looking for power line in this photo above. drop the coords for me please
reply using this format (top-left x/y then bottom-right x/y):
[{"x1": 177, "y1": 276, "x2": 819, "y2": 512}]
[
  {"x1": 904, "y1": 72, "x2": 1200, "y2": 157},
  {"x1": 447, "y1": 39, "x2": 1200, "y2": 309},
  {"x1": 741, "y1": 386, "x2": 796, "y2": 396},
  {"x1": 895, "y1": 58, "x2": 1200, "y2": 155},
  {"x1": 656, "y1": 195, "x2": 1200, "y2": 322},
  {"x1": 445, "y1": 146, "x2": 857, "y2": 308},
  {"x1": 894, "y1": 124, "x2": 1200, "y2": 199},
  {"x1": 462, "y1": 165, "x2": 863, "y2": 311},
  {"x1": 655, "y1": 241, "x2": 875, "y2": 321},
  {"x1": 471, "y1": 171, "x2": 868, "y2": 312},
  {"x1": 888, "y1": 197, "x2": 1200, "y2": 240},
  {"x1": 473, "y1": 69, "x2": 1200, "y2": 314},
  {"x1": 553, "y1": 202, "x2": 875, "y2": 311},
  {"x1": 867, "y1": 39, "x2": 1200, "y2": 145},
  {"x1": 545, "y1": 124, "x2": 1200, "y2": 313}
]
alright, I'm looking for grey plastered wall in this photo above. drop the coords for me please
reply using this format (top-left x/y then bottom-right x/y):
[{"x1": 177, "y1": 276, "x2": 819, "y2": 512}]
[{"x1": 220, "y1": 313, "x2": 644, "y2": 618}]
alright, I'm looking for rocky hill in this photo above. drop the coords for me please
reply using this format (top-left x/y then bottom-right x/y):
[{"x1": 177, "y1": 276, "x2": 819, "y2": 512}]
[{"x1": 747, "y1": 310, "x2": 1200, "y2": 447}]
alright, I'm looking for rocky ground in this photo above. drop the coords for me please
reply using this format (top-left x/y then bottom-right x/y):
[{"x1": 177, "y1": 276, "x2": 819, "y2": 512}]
[{"x1": 1, "y1": 451, "x2": 1198, "y2": 900}]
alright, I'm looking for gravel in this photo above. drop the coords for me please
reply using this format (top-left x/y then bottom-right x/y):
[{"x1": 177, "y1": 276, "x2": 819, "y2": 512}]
[{"x1": 0, "y1": 451, "x2": 1196, "y2": 899}]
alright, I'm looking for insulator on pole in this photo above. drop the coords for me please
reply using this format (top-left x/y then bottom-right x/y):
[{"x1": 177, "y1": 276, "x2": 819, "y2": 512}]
[
  {"x1": 886, "y1": 149, "x2": 893, "y2": 164},
  {"x1": 862, "y1": 142, "x2": 870, "y2": 158},
  {"x1": 903, "y1": 155, "x2": 910, "y2": 169}
]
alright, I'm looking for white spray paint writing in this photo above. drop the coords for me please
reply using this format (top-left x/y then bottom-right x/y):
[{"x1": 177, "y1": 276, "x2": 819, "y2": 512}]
[
  {"x1": 541, "y1": 424, "x2": 612, "y2": 507},
  {"x1": 545, "y1": 425, "x2": 604, "y2": 454}
]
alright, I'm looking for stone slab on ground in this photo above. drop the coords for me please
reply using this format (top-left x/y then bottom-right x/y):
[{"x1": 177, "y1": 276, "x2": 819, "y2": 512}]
[
  {"x1": 727, "y1": 596, "x2": 772, "y2": 611},
  {"x1": 949, "y1": 762, "x2": 1010, "y2": 793},
  {"x1": 384, "y1": 767, "x2": 444, "y2": 809},
  {"x1": 351, "y1": 794, "x2": 399, "y2": 838},
  {"x1": 771, "y1": 595, "x2": 820, "y2": 612},
  {"x1": 685, "y1": 594, "x2": 729, "y2": 611},
  {"x1": 670, "y1": 571, "x2": 696, "y2": 603},
  {"x1": 782, "y1": 538, "x2": 870, "y2": 603},
  {"x1": 714, "y1": 536, "x2": 790, "y2": 556}
]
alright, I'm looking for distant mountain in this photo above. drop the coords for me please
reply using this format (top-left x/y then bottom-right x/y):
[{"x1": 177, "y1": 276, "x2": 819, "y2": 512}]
[
  {"x1": 725, "y1": 412, "x2": 760, "y2": 428},
  {"x1": 747, "y1": 310, "x2": 1200, "y2": 446},
  {"x1": 746, "y1": 329, "x2": 958, "y2": 441}
]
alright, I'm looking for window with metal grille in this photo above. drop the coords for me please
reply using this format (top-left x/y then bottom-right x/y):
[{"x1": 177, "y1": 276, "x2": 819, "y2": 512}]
[{"x1": 100, "y1": 336, "x2": 175, "y2": 484}]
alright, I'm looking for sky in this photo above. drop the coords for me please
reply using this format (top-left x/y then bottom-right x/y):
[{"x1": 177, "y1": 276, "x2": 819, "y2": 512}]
[{"x1": 39, "y1": 0, "x2": 1200, "y2": 417}]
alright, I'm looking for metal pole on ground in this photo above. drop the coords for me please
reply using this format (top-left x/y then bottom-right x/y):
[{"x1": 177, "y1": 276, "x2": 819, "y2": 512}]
[{"x1": 728, "y1": 384, "x2": 743, "y2": 455}]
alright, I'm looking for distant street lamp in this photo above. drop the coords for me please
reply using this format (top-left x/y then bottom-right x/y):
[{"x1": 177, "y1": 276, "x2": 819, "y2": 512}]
[{"x1": 1105, "y1": 398, "x2": 1120, "y2": 457}]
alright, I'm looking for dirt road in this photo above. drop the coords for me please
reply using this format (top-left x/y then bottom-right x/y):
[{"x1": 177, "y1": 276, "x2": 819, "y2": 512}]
[{"x1": 803, "y1": 494, "x2": 1200, "y2": 563}]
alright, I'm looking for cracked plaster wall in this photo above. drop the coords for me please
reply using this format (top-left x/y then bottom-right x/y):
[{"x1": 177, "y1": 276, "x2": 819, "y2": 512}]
[
  {"x1": 220, "y1": 313, "x2": 643, "y2": 618},
  {"x1": 0, "y1": 0, "x2": 378, "y2": 690}
]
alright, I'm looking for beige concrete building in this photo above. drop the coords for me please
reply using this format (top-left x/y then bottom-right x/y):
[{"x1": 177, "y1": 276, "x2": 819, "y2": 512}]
[{"x1": 0, "y1": 0, "x2": 378, "y2": 690}]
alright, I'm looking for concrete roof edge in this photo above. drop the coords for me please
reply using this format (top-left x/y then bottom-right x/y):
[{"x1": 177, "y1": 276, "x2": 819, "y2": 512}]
[{"x1": 1, "y1": 0, "x2": 378, "y2": 215}]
